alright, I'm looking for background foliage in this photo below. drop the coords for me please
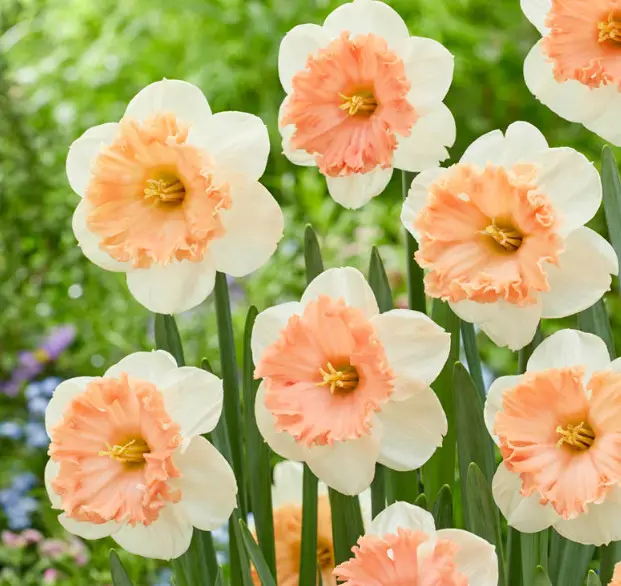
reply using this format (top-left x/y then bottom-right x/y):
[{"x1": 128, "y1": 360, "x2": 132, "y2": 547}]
[{"x1": 0, "y1": 0, "x2": 618, "y2": 583}]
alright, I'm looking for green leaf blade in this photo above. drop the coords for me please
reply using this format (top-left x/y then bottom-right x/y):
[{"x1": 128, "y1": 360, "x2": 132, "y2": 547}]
[
  {"x1": 238, "y1": 519, "x2": 277, "y2": 586},
  {"x1": 109, "y1": 550, "x2": 134, "y2": 586},
  {"x1": 328, "y1": 489, "x2": 364, "y2": 566},
  {"x1": 299, "y1": 465, "x2": 319, "y2": 586}
]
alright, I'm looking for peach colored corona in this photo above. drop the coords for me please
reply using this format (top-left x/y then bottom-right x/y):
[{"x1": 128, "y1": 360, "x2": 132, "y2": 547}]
[
  {"x1": 67, "y1": 79, "x2": 283, "y2": 314},
  {"x1": 252, "y1": 267, "x2": 450, "y2": 495},
  {"x1": 522, "y1": 0, "x2": 621, "y2": 144},
  {"x1": 334, "y1": 502, "x2": 498, "y2": 586},
  {"x1": 251, "y1": 461, "x2": 372, "y2": 586},
  {"x1": 402, "y1": 121, "x2": 617, "y2": 350},
  {"x1": 44, "y1": 350, "x2": 237, "y2": 560},
  {"x1": 486, "y1": 329, "x2": 621, "y2": 546},
  {"x1": 612, "y1": 563, "x2": 621, "y2": 586},
  {"x1": 278, "y1": 0, "x2": 455, "y2": 209}
]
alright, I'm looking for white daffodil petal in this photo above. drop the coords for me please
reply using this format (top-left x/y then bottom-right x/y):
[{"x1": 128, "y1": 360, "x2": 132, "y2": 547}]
[
  {"x1": 323, "y1": 0, "x2": 409, "y2": 47},
  {"x1": 449, "y1": 299, "x2": 499, "y2": 325},
  {"x1": 254, "y1": 383, "x2": 308, "y2": 461},
  {"x1": 272, "y1": 461, "x2": 305, "y2": 509},
  {"x1": 72, "y1": 200, "x2": 131, "y2": 272},
  {"x1": 124, "y1": 79, "x2": 212, "y2": 126},
  {"x1": 59, "y1": 515, "x2": 119, "y2": 540},
  {"x1": 326, "y1": 168, "x2": 393, "y2": 209},
  {"x1": 160, "y1": 367, "x2": 223, "y2": 437},
  {"x1": 541, "y1": 228, "x2": 617, "y2": 319},
  {"x1": 397, "y1": 36, "x2": 454, "y2": 110},
  {"x1": 45, "y1": 459, "x2": 62, "y2": 508},
  {"x1": 480, "y1": 299, "x2": 543, "y2": 351},
  {"x1": 524, "y1": 41, "x2": 617, "y2": 126},
  {"x1": 484, "y1": 375, "x2": 524, "y2": 445},
  {"x1": 66, "y1": 122, "x2": 119, "y2": 197},
  {"x1": 526, "y1": 329, "x2": 611, "y2": 378},
  {"x1": 371, "y1": 309, "x2": 451, "y2": 398},
  {"x1": 278, "y1": 24, "x2": 333, "y2": 93},
  {"x1": 174, "y1": 436, "x2": 237, "y2": 531},
  {"x1": 369, "y1": 501, "x2": 436, "y2": 536},
  {"x1": 393, "y1": 103, "x2": 455, "y2": 172},
  {"x1": 301, "y1": 267, "x2": 379, "y2": 318},
  {"x1": 278, "y1": 98, "x2": 317, "y2": 167},
  {"x1": 251, "y1": 302, "x2": 303, "y2": 365},
  {"x1": 582, "y1": 91, "x2": 621, "y2": 146},
  {"x1": 126, "y1": 256, "x2": 217, "y2": 314},
  {"x1": 209, "y1": 179, "x2": 284, "y2": 278},
  {"x1": 435, "y1": 529, "x2": 499, "y2": 586},
  {"x1": 401, "y1": 168, "x2": 447, "y2": 242},
  {"x1": 492, "y1": 464, "x2": 557, "y2": 532},
  {"x1": 187, "y1": 111, "x2": 270, "y2": 182},
  {"x1": 459, "y1": 129, "x2": 505, "y2": 166},
  {"x1": 501, "y1": 121, "x2": 549, "y2": 165},
  {"x1": 520, "y1": 0, "x2": 552, "y2": 35},
  {"x1": 104, "y1": 350, "x2": 178, "y2": 382},
  {"x1": 377, "y1": 387, "x2": 447, "y2": 471},
  {"x1": 531, "y1": 148, "x2": 601, "y2": 235},
  {"x1": 553, "y1": 488, "x2": 621, "y2": 546},
  {"x1": 45, "y1": 377, "x2": 92, "y2": 435},
  {"x1": 113, "y1": 505, "x2": 193, "y2": 560},
  {"x1": 306, "y1": 434, "x2": 380, "y2": 495}
]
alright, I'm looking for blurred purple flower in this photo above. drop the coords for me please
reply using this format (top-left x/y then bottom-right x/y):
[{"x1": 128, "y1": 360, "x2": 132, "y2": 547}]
[
  {"x1": 3, "y1": 326, "x2": 75, "y2": 396},
  {"x1": 68, "y1": 537, "x2": 88, "y2": 566}
]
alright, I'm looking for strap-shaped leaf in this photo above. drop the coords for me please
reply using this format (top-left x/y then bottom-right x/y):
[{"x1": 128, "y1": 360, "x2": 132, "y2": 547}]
[
  {"x1": 238, "y1": 519, "x2": 277, "y2": 586},
  {"x1": 109, "y1": 550, "x2": 134, "y2": 586},
  {"x1": 432, "y1": 485, "x2": 453, "y2": 530}
]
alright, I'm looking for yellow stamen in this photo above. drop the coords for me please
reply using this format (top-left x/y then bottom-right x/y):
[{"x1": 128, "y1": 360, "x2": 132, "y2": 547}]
[
  {"x1": 481, "y1": 220, "x2": 523, "y2": 251},
  {"x1": 339, "y1": 92, "x2": 377, "y2": 116},
  {"x1": 599, "y1": 14, "x2": 621, "y2": 44},
  {"x1": 556, "y1": 422, "x2": 595, "y2": 451},
  {"x1": 144, "y1": 175, "x2": 186, "y2": 203},
  {"x1": 317, "y1": 362, "x2": 359, "y2": 394},
  {"x1": 99, "y1": 438, "x2": 150, "y2": 464}
]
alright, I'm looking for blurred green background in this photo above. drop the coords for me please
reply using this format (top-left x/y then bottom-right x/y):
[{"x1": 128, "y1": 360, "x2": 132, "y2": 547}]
[{"x1": 0, "y1": 0, "x2": 616, "y2": 583}]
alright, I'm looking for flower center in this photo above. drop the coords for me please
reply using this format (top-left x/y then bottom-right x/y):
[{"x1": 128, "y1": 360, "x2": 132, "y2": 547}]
[
  {"x1": 144, "y1": 171, "x2": 186, "y2": 204},
  {"x1": 99, "y1": 438, "x2": 150, "y2": 466},
  {"x1": 556, "y1": 421, "x2": 595, "y2": 451},
  {"x1": 338, "y1": 90, "x2": 377, "y2": 117},
  {"x1": 481, "y1": 219, "x2": 523, "y2": 252},
  {"x1": 33, "y1": 349, "x2": 51, "y2": 363},
  {"x1": 599, "y1": 13, "x2": 621, "y2": 44},
  {"x1": 317, "y1": 362, "x2": 359, "y2": 394}
]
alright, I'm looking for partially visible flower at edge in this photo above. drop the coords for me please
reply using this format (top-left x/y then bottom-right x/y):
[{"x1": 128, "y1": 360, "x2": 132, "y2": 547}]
[
  {"x1": 612, "y1": 562, "x2": 621, "y2": 586},
  {"x1": 486, "y1": 329, "x2": 621, "y2": 546},
  {"x1": 521, "y1": 0, "x2": 621, "y2": 145},
  {"x1": 251, "y1": 461, "x2": 372, "y2": 586},
  {"x1": 333, "y1": 501, "x2": 497, "y2": 585}
]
